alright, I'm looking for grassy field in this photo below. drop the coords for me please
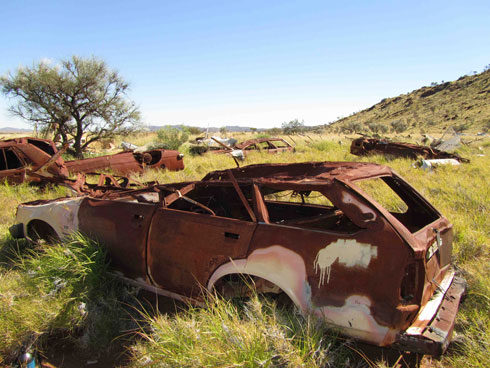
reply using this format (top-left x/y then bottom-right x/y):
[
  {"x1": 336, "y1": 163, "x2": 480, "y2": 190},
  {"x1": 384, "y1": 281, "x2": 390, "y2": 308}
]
[{"x1": 0, "y1": 131, "x2": 489, "y2": 367}]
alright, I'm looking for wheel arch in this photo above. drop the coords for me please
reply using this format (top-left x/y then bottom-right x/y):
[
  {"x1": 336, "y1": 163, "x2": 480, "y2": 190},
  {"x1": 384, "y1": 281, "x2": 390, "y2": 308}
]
[{"x1": 207, "y1": 246, "x2": 312, "y2": 312}]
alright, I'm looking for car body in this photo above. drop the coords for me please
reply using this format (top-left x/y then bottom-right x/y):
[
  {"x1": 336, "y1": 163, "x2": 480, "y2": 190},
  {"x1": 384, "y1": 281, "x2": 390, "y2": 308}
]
[
  {"x1": 0, "y1": 137, "x2": 68, "y2": 183},
  {"x1": 350, "y1": 137, "x2": 469, "y2": 162},
  {"x1": 0, "y1": 137, "x2": 184, "y2": 183},
  {"x1": 11, "y1": 161, "x2": 465, "y2": 355},
  {"x1": 234, "y1": 137, "x2": 294, "y2": 154},
  {"x1": 65, "y1": 149, "x2": 185, "y2": 175},
  {"x1": 191, "y1": 137, "x2": 294, "y2": 157}
]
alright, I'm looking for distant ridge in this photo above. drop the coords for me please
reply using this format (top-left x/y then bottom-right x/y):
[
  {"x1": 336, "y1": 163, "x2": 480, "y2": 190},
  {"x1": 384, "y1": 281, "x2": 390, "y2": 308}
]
[
  {"x1": 147, "y1": 125, "x2": 253, "y2": 133},
  {"x1": 0, "y1": 127, "x2": 33, "y2": 133}
]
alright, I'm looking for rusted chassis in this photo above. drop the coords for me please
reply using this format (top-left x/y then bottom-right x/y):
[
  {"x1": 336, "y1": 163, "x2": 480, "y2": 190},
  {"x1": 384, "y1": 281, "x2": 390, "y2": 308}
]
[
  {"x1": 11, "y1": 161, "x2": 465, "y2": 355},
  {"x1": 65, "y1": 149, "x2": 184, "y2": 175},
  {"x1": 350, "y1": 137, "x2": 469, "y2": 162},
  {"x1": 203, "y1": 137, "x2": 294, "y2": 156}
]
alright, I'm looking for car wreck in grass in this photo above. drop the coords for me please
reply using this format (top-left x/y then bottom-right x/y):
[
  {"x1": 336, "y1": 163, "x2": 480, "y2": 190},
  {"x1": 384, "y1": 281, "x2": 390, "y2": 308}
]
[
  {"x1": 65, "y1": 148, "x2": 185, "y2": 175},
  {"x1": 11, "y1": 161, "x2": 465, "y2": 355},
  {"x1": 190, "y1": 137, "x2": 294, "y2": 158},
  {"x1": 350, "y1": 137, "x2": 469, "y2": 162},
  {"x1": 0, "y1": 137, "x2": 68, "y2": 184},
  {"x1": 0, "y1": 137, "x2": 184, "y2": 184}
]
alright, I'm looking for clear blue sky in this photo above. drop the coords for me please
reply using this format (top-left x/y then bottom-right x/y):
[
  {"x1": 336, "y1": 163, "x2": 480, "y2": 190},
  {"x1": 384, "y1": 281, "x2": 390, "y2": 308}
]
[{"x1": 1, "y1": 0, "x2": 489, "y2": 129}]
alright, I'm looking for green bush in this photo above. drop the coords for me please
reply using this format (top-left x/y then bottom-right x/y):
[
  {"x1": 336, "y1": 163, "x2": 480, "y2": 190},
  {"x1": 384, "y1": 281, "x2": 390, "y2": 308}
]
[{"x1": 157, "y1": 126, "x2": 190, "y2": 150}]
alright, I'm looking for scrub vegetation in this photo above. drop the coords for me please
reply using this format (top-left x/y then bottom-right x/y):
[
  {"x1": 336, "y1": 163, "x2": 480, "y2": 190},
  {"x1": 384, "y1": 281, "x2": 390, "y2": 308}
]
[{"x1": 0, "y1": 131, "x2": 489, "y2": 367}]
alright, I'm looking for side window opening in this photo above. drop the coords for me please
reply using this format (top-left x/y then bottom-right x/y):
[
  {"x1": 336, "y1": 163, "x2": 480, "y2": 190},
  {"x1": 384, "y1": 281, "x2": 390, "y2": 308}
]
[
  {"x1": 0, "y1": 149, "x2": 6, "y2": 170},
  {"x1": 3, "y1": 149, "x2": 23, "y2": 170},
  {"x1": 273, "y1": 140, "x2": 289, "y2": 149},
  {"x1": 167, "y1": 184, "x2": 253, "y2": 222},
  {"x1": 354, "y1": 176, "x2": 439, "y2": 233},
  {"x1": 261, "y1": 187, "x2": 360, "y2": 233}
]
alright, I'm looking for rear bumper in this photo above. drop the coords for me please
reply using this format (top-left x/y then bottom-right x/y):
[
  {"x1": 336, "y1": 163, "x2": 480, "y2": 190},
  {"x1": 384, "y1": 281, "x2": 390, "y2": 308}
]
[{"x1": 394, "y1": 273, "x2": 466, "y2": 355}]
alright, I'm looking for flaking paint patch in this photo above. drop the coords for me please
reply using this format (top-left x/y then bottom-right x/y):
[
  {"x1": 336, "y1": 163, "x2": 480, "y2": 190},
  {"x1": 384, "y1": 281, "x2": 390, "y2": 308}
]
[
  {"x1": 208, "y1": 246, "x2": 394, "y2": 346},
  {"x1": 341, "y1": 192, "x2": 377, "y2": 221},
  {"x1": 315, "y1": 295, "x2": 396, "y2": 345},
  {"x1": 16, "y1": 197, "x2": 83, "y2": 240},
  {"x1": 314, "y1": 239, "x2": 377, "y2": 287},
  {"x1": 208, "y1": 245, "x2": 311, "y2": 311}
]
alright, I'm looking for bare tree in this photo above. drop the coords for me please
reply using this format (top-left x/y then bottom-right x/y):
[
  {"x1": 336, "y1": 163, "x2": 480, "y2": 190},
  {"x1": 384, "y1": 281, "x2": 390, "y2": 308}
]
[{"x1": 0, "y1": 56, "x2": 140, "y2": 158}]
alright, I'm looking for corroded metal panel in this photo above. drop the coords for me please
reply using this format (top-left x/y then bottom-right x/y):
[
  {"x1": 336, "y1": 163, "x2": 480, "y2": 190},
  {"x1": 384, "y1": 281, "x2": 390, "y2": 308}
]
[
  {"x1": 66, "y1": 149, "x2": 184, "y2": 175},
  {"x1": 147, "y1": 208, "x2": 256, "y2": 297},
  {"x1": 78, "y1": 198, "x2": 157, "y2": 281}
]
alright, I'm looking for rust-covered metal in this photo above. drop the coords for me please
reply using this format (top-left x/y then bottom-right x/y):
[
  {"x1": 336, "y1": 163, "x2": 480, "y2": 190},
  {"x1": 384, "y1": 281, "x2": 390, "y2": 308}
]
[
  {"x1": 235, "y1": 137, "x2": 294, "y2": 154},
  {"x1": 0, "y1": 137, "x2": 184, "y2": 184},
  {"x1": 192, "y1": 137, "x2": 294, "y2": 157},
  {"x1": 0, "y1": 137, "x2": 68, "y2": 183},
  {"x1": 65, "y1": 149, "x2": 185, "y2": 175},
  {"x1": 11, "y1": 161, "x2": 465, "y2": 355},
  {"x1": 350, "y1": 137, "x2": 469, "y2": 162}
]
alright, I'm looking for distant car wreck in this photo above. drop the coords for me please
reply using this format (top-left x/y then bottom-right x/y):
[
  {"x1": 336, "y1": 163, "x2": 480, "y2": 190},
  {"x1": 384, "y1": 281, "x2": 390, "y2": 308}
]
[
  {"x1": 191, "y1": 137, "x2": 294, "y2": 158},
  {"x1": 350, "y1": 137, "x2": 469, "y2": 162},
  {"x1": 0, "y1": 137, "x2": 68, "y2": 184},
  {"x1": 0, "y1": 137, "x2": 184, "y2": 184},
  {"x1": 65, "y1": 149, "x2": 185, "y2": 175},
  {"x1": 11, "y1": 161, "x2": 465, "y2": 355}
]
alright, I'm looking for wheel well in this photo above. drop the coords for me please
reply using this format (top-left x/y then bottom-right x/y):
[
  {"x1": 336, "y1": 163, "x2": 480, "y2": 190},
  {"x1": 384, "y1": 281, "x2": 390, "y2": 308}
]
[
  {"x1": 27, "y1": 220, "x2": 59, "y2": 243},
  {"x1": 212, "y1": 274, "x2": 295, "y2": 307}
]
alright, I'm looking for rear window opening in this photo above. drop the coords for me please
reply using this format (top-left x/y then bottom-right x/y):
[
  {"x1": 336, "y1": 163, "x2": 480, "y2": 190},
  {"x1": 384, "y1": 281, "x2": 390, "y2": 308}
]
[
  {"x1": 27, "y1": 139, "x2": 56, "y2": 155},
  {"x1": 261, "y1": 188, "x2": 360, "y2": 233},
  {"x1": 355, "y1": 176, "x2": 440, "y2": 233}
]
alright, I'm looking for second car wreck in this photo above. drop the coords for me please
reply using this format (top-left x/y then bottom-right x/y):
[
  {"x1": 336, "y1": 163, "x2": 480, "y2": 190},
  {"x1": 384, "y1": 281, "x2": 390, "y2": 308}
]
[
  {"x1": 0, "y1": 136, "x2": 185, "y2": 185},
  {"x1": 11, "y1": 161, "x2": 465, "y2": 355},
  {"x1": 350, "y1": 137, "x2": 469, "y2": 162},
  {"x1": 65, "y1": 148, "x2": 185, "y2": 175}
]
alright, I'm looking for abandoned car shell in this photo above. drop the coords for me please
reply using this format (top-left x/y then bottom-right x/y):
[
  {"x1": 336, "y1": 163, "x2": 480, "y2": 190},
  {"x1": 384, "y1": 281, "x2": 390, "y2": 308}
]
[
  {"x1": 350, "y1": 137, "x2": 469, "y2": 163},
  {"x1": 11, "y1": 161, "x2": 465, "y2": 355},
  {"x1": 65, "y1": 149, "x2": 185, "y2": 175},
  {"x1": 0, "y1": 137, "x2": 68, "y2": 183}
]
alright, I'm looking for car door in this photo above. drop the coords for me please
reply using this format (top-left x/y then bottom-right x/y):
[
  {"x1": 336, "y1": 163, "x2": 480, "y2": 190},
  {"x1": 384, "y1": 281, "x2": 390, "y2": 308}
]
[
  {"x1": 147, "y1": 183, "x2": 257, "y2": 297},
  {"x1": 78, "y1": 197, "x2": 158, "y2": 282}
]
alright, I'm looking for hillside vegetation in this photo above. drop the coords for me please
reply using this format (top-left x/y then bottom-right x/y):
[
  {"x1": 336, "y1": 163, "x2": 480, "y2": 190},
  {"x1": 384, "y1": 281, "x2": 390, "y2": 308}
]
[{"x1": 330, "y1": 68, "x2": 490, "y2": 134}]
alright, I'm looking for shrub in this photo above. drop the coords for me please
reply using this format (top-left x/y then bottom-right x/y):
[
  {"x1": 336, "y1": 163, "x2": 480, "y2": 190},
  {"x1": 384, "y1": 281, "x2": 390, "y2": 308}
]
[{"x1": 157, "y1": 126, "x2": 190, "y2": 150}]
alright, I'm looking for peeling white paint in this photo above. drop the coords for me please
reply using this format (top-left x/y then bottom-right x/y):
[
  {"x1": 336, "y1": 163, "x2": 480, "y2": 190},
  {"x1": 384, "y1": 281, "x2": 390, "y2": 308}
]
[
  {"x1": 207, "y1": 245, "x2": 394, "y2": 346},
  {"x1": 314, "y1": 239, "x2": 377, "y2": 287},
  {"x1": 315, "y1": 295, "x2": 396, "y2": 345},
  {"x1": 207, "y1": 245, "x2": 311, "y2": 311},
  {"x1": 341, "y1": 192, "x2": 377, "y2": 221},
  {"x1": 16, "y1": 197, "x2": 83, "y2": 240}
]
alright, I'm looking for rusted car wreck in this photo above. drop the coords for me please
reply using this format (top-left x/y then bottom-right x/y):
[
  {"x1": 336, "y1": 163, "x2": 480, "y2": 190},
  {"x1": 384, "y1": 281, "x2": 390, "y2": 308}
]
[
  {"x1": 0, "y1": 137, "x2": 184, "y2": 184},
  {"x1": 350, "y1": 137, "x2": 469, "y2": 162},
  {"x1": 11, "y1": 161, "x2": 465, "y2": 355},
  {"x1": 191, "y1": 137, "x2": 294, "y2": 157},
  {"x1": 65, "y1": 149, "x2": 185, "y2": 175},
  {"x1": 0, "y1": 137, "x2": 68, "y2": 183}
]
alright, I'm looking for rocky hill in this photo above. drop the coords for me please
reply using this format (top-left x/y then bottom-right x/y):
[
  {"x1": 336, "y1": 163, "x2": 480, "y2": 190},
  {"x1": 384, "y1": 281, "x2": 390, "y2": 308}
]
[{"x1": 330, "y1": 69, "x2": 490, "y2": 133}]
